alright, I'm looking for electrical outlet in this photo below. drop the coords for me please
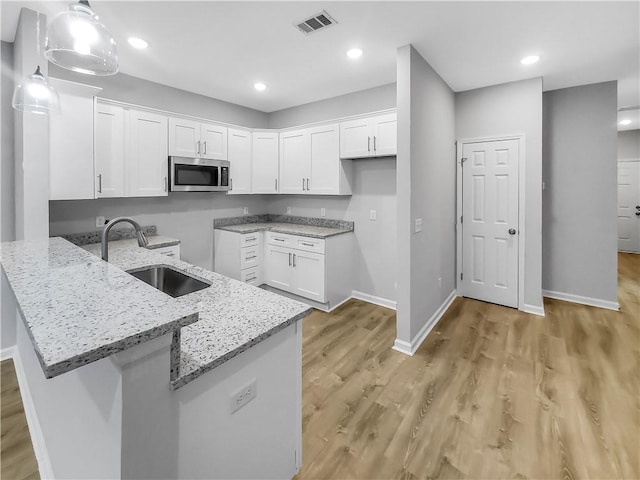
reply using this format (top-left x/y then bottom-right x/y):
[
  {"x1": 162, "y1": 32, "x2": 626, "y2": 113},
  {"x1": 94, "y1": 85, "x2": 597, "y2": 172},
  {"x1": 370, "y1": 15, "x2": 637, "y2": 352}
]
[
  {"x1": 286, "y1": 206, "x2": 292, "y2": 214},
  {"x1": 320, "y1": 208, "x2": 326, "y2": 217},
  {"x1": 230, "y1": 379, "x2": 257, "y2": 413},
  {"x1": 415, "y1": 218, "x2": 423, "y2": 233},
  {"x1": 369, "y1": 210, "x2": 377, "y2": 221},
  {"x1": 96, "y1": 216, "x2": 106, "y2": 228},
  {"x1": 243, "y1": 207, "x2": 249, "y2": 215}
]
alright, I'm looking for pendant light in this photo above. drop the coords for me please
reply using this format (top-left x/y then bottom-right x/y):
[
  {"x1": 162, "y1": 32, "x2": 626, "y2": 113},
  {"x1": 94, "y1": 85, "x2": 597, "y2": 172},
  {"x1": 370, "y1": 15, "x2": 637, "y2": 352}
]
[
  {"x1": 45, "y1": 0, "x2": 118, "y2": 76},
  {"x1": 12, "y1": 15, "x2": 60, "y2": 115},
  {"x1": 12, "y1": 65, "x2": 61, "y2": 115}
]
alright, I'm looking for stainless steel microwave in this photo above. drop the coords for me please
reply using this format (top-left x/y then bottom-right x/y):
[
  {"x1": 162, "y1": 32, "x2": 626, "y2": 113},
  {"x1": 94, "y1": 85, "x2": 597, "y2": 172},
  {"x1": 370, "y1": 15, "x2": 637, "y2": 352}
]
[{"x1": 169, "y1": 156, "x2": 230, "y2": 192}]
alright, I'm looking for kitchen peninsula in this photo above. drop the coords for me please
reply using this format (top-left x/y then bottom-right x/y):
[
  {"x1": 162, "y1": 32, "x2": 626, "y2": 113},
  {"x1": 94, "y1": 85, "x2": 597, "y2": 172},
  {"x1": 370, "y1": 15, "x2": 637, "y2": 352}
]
[{"x1": 0, "y1": 236, "x2": 311, "y2": 479}]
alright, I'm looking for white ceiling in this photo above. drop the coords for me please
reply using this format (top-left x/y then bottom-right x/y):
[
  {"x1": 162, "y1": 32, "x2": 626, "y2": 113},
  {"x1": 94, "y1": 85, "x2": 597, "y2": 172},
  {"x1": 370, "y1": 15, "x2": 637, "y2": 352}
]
[{"x1": 2, "y1": 1, "x2": 639, "y2": 119}]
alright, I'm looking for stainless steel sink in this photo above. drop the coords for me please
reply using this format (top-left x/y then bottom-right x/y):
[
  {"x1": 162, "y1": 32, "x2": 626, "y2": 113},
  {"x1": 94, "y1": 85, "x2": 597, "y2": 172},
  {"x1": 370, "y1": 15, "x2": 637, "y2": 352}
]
[{"x1": 127, "y1": 266, "x2": 211, "y2": 298}]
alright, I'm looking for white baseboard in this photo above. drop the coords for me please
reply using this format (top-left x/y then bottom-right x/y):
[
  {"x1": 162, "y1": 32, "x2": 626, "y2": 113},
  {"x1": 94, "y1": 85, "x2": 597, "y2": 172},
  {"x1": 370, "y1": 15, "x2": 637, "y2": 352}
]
[
  {"x1": 4, "y1": 347, "x2": 54, "y2": 479},
  {"x1": 351, "y1": 291, "x2": 397, "y2": 310},
  {"x1": 522, "y1": 303, "x2": 545, "y2": 317},
  {"x1": 542, "y1": 290, "x2": 620, "y2": 311},
  {"x1": 1, "y1": 345, "x2": 17, "y2": 361},
  {"x1": 392, "y1": 290, "x2": 457, "y2": 356}
]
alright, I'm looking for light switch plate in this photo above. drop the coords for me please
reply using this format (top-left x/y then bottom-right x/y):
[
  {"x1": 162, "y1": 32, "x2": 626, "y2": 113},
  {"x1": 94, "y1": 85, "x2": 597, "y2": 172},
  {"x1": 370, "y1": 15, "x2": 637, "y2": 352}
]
[
  {"x1": 370, "y1": 210, "x2": 377, "y2": 221},
  {"x1": 415, "y1": 218, "x2": 423, "y2": 233},
  {"x1": 320, "y1": 208, "x2": 326, "y2": 217},
  {"x1": 96, "y1": 216, "x2": 105, "y2": 228}
]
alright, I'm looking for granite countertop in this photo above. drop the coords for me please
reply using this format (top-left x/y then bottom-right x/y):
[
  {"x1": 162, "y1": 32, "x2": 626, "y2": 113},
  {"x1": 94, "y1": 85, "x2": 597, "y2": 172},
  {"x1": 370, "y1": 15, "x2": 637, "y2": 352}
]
[
  {"x1": 82, "y1": 239, "x2": 313, "y2": 389},
  {"x1": 0, "y1": 237, "x2": 311, "y2": 388},
  {"x1": 0, "y1": 238, "x2": 198, "y2": 378},
  {"x1": 214, "y1": 214, "x2": 354, "y2": 239}
]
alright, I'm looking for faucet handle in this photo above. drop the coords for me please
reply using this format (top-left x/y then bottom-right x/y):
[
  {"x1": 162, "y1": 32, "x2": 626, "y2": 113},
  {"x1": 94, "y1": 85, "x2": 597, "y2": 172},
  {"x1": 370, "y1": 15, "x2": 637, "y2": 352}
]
[{"x1": 137, "y1": 230, "x2": 149, "y2": 248}]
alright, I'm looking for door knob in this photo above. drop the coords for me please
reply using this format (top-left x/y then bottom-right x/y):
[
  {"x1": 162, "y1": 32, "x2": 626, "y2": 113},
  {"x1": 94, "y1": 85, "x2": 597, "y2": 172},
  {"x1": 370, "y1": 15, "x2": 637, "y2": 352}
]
[{"x1": 508, "y1": 228, "x2": 517, "y2": 235}]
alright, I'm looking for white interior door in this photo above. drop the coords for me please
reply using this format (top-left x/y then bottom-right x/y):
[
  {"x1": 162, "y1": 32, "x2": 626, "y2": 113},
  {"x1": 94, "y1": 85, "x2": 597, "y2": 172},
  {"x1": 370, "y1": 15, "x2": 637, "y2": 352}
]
[
  {"x1": 461, "y1": 139, "x2": 519, "y2": 308},
  {"x1": 618, "y1": 160, "x2": 640, "y2": 253}
]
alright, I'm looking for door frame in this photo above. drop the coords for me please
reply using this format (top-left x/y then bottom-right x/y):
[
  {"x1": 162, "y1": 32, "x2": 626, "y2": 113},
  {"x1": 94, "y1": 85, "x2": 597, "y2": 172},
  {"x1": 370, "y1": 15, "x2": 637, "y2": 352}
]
[
  {"x1": 617, "y1": 158, "x2": 640, "y2": 253},
  {"x1": 456, "y1": 134, "x2": 526, "y2": 311}
]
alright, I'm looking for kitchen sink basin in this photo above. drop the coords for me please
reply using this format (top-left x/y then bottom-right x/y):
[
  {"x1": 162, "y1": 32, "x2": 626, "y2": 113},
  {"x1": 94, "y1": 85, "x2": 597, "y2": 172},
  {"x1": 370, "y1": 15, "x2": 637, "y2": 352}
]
[{"x1": 127, "y1": 266, "x2": 211, "y2": 298}]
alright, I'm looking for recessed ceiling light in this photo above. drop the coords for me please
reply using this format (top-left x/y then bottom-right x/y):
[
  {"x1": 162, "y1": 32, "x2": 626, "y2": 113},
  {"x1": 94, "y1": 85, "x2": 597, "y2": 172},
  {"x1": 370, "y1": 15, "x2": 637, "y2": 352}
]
[
  {"x1": 620, "y1": 119, "x2": 632, "y2": 126},
  {"x1": 128, "y1": 37, "x2": 148, "y2": 49},
  {"x1": 347, "y1": 48, "x2": 363, "y2": 59},
  {"x1": 520, "y1": 55, "x2": 540, "y2": 65},
  {"x1": 254, "y1": 82, "x2": 266, "y2": 92}
]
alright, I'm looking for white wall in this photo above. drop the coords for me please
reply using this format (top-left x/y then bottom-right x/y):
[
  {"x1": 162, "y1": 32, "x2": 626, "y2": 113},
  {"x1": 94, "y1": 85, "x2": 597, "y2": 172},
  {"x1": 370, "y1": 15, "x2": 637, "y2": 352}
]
[
  {"x1": 267, "y1": 83, "x2": 398, "y2": 303},
  {"x1": 456, "y1": 78, "x2": 544, "y2": 312},
  {"x1": 1, "y1": 40, "x2": 17, "y2": 350},
  {"x1": 396, "y1": 45, "x2": 456, "y2": 348},
  {"x1": 618, "y1": 129, "x2": 640, "y2": 159},
  {"x1": 542, "y1": 82, "x2": 618, "y2": 305}
]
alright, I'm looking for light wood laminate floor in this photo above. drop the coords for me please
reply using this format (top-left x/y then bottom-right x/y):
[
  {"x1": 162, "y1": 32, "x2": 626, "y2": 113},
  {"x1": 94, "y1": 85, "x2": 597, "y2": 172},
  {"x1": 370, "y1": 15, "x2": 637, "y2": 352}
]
[
  {"x1": 1, "y1": 254, "x2": 638, "y2": 479},
  {"x1": 297, "y1": 252, "x2": 639, "y2": 479},
  {"x1": 1, "y1": 358, "x2": 39, "y2": 480}
]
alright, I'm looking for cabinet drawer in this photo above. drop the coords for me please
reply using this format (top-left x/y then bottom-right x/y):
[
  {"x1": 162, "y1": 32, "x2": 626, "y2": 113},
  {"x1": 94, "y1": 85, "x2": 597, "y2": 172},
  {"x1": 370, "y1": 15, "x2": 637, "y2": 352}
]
[
  {"x1": 241, "y1": 233, "x2": 261, "y2": 247},
  {"x1": 240, "y1": 245, "x2": 261, "y2": 270},
  {"x1": 266, "y1": 232, "x2": 294, "y2": 248},
  {"x1": 241, "y1": 267, "x2": 261, "y2": 286},
  {"x1": 294, "y1": 237, "x2": 325, "y2": 254},
  {"x1": 153, "y1": 244, "x2": 181, "y2": 259}
]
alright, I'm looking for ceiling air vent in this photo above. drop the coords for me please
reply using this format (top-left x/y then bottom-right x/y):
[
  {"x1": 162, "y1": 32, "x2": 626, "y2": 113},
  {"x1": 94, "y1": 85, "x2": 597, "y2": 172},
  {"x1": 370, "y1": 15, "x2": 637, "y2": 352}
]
[{"x1": 295, "y1": 10, "x2": 337, "y2": 35}]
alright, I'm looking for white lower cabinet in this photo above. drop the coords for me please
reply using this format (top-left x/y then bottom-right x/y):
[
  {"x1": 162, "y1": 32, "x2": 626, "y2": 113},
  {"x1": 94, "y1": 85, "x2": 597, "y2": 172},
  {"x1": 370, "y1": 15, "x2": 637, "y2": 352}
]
[
  {"x1": 214, "y1": 230, "x2": 263, "y2": 286},
  {"x1": 153, "y1": 244, "x2": 180, "y2": 259}
]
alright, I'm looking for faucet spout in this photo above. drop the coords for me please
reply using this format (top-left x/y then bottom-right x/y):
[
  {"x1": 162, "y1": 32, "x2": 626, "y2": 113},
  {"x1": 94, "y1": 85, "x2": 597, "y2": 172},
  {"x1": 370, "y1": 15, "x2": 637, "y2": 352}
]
[{"x1": 101, "y1": 217, "x2": 149, "y2": 262}]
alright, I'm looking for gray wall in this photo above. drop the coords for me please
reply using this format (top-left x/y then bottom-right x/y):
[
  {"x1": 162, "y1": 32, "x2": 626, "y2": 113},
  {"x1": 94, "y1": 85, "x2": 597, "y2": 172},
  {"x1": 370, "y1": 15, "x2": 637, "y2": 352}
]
[
  {"x1": 618, "y1": 129, "x2": 640, "y2": 159},
  {"x1": 268, "y1": 83, "x2": 396, "y2": 128},
  {"x1": 50, "y1": 195, "x2": 270, "y2": 271},
  {"x1": 396, "y1": 45, "x2": 456, "y2": 344},
  {"x1": 1, "y1": 41, "x2": 16, "y2": 350},
  {"x1": 456, "y1": 77, "x2": 544, "y2": 311},
  {"x1": 48, "y1": 64, "x2": 269, "y2": 128},
  {"x1": 542, "y1": 82, "x2": 618, "y2": 303},
  {"x1": 267, "y1": 82, "x2": 398, "y2": 302}
]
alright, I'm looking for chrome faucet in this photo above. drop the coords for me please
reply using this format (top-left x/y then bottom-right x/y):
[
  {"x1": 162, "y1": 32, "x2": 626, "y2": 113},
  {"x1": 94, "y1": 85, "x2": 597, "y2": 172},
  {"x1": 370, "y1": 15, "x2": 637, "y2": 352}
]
[{"x1": 101, "y1": 217, "x2": 149, "y2": 262}]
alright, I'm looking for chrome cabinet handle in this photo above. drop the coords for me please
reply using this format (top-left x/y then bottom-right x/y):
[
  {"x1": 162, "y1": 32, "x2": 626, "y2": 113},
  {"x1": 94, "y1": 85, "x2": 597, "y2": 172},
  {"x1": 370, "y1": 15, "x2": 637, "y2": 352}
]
[
  {"x1": 288, "y1": 252, "x2": 292, "y2": 266},
  {"x1": 245, "y1": 255, "x2": 257, "y2": 260},
  {"x1": 301, "y1": 242, "x2": 314, "y2": 247},
  {"x1": 230, "y1": 178, "x2": 233, "y2": 190},
  {"x1": 164, "y1": 176, "x2": 168, "y2": 192},
  {"x1": 246, "y1": 276, "x2": 257, "y2": 282},
  {"x1": 203, "y1": 141, "x2": 207, "y2": 155},
  {"x1": 367, "y1": 136, "x2": 371, "y2": 152},
  {"x1": 97, "y1": 174, "x2": 102, "y2": 193},
  {"x1": 292, "y1": 254, "x2": 296, "y2": 267},
  {"x1": 508, "y1": 228, "x2": 517, "y2": 235},
  {"x1": 306, "y1": 178, "x2": 310, "y2": 190},
  {"x1": 302, "y1": 178, "x2": 305, "y2": 191},
  {"x1": 196, "y1": 140, "x2": 201, "y2": 155},
  {"x1": 274, "y1": 238, "x2": 285, "y2": 242},
  {"x1": 275, "y1": 179, "x2": 278, "y2": 191},
  {"x1": 373, "y1": 136, "x2": 377, "y2": 152},
  {"x1": 246, "y1": 236, "x2": 257, "y2": 241}
]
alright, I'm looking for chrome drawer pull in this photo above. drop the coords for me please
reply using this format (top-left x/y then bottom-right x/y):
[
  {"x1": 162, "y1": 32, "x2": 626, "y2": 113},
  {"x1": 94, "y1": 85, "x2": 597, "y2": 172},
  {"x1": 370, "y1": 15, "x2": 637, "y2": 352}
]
[
  {"x1": 301, "y1": 242, "x2": 314, "y2": 247},
  {"x1": 245, "y1": 255, "x2": 257, "y2": 260},
  {"x1": 246, "y1": 276, "x2": 257, "y2": 282},
  {"x1": 246, "y1": 236, "x2": 257, "y2": 241}
]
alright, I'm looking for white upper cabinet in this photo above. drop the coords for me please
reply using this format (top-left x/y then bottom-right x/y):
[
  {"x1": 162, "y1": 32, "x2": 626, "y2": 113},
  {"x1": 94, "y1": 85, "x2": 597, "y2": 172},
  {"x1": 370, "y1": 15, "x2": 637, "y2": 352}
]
[
  {"x1": 49, "y1": 79, "x2": 101, "y2": 200},
  {"x1": 279, "y1": 129, "x2": 310, "y2": 194},
  {"x1": 339, "y1": 112, "x2": 397, "y2": 159},
  {"x1": 94, "y1": 102, "x2": 126, "y2": 198},
  {"x1": 127, "y1": 110, "x2": 169, "y2": 197},
  {"x1": 251, "y1": 132, "x2": 279, "y2": 193},
  {"x1": 308, "y1": 123, "x2": 349, "y2": 195},
  {"x1": 278, "y1": 123, "x2": 350, "y2": 195},
  {"x1": 227, "y1": 128, "x2": 252, "y2": 195},
  {"x1": 169, "y1": 117, "x2": 227, "y2": 160}
]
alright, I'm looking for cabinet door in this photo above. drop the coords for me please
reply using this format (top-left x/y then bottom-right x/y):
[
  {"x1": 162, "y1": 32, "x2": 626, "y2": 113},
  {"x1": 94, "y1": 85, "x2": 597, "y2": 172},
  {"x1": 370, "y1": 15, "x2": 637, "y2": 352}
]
[
  {"x1": 200, "y1": 123, "x2": 227, "y2": 160},
  {"x1": 128, "y1": 110, "x2": 168, "y2": 197},
  {"x1": 292, "y1": 250, "x2": 326, "y2": 302},
  {"x1": 265, "y1": 245, "x2": 294, "y2": 292},
  {"x1": 279, "y1": 129, "x2": 309, "y2": 194},
  {"x1": 252, "y1": 132, "x2": 279, "y2": 193},
  {"x1": 49, "y1": 79, "x2": 100, "y2": 200},
  {"x1": 94, "y1": 103, "x2": 126, "y2": 198},
  {"x1": 373, "y1": 113, "x2": 397, "y2": 157},
  {"x1": 340, "y1": 118, "x2": 372, "y2": 159},
  {"x1": 169, "y1": 117, "x2": 200, "y2": 157},
  {"x1": 227, "y1": 128, "x2": 252, "y2": 194},
  {"x1": 308, "y1": 123, "x2": 341, "y2": 195}
]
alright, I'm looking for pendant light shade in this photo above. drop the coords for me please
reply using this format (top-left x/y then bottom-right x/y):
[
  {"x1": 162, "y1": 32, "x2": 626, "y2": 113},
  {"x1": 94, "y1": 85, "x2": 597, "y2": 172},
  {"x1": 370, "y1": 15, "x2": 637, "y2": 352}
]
[
  {"x1": 12, "y1": 66, "x2": 61, "y2": 115},
  {"x1": 45, "y1": 0, "x2": 118, "y2": 76}
]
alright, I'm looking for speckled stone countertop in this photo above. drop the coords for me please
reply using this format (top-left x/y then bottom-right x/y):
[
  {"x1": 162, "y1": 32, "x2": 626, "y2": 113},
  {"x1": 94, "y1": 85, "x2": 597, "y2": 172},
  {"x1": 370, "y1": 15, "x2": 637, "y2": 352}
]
[
  {"x1": 82, "y1": 239, "x2": 312, "y2": 389},
  {"x1": 0, "y1": 238, "x2": 198, "y2": 378},
  {"x1": 214, "y1": 214, "x2": 354, "y2": 238}
]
